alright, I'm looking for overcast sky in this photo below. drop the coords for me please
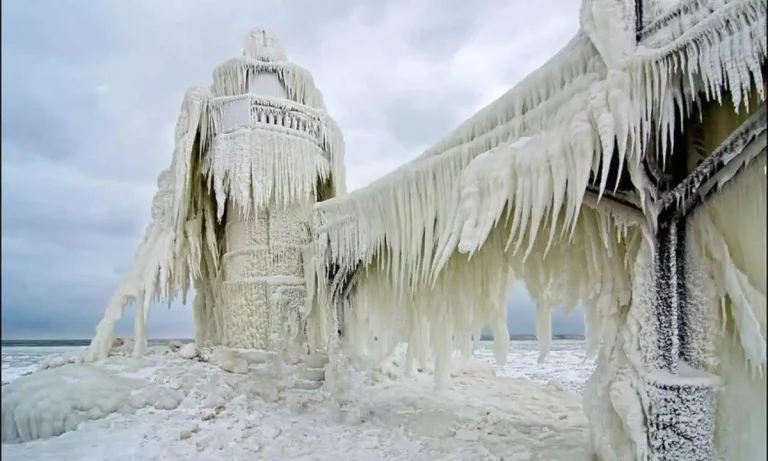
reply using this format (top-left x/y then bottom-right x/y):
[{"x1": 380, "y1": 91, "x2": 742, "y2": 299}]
[{"x1": 1, "y1": 0, "x2": 584, "y2": 340}]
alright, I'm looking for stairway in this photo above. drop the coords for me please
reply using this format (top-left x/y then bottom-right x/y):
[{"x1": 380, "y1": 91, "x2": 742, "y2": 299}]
[{"x1": 292, "y1": 352, "x2": 329, "y2": 390}]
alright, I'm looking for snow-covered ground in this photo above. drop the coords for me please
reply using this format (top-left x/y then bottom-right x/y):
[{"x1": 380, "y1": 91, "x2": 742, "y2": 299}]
[{"x1": 2, "y1": 340, "x2": 595, "y2": 461}]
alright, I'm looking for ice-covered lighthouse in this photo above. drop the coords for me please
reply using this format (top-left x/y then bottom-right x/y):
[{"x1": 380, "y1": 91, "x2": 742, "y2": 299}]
[{"x1": 85, "y1": 27, "x2": 345, "y2": 361}]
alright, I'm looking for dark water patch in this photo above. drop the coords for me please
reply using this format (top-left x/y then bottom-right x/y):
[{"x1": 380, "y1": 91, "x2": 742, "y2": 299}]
[{"x1": 2, "y1": 339, "x2": 193, "y2": 348}]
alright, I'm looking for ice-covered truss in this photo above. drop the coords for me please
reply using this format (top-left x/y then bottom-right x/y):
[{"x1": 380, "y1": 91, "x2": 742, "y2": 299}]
[{"x1": 310, "y1": 0, "x2": 766, "y2": 459}]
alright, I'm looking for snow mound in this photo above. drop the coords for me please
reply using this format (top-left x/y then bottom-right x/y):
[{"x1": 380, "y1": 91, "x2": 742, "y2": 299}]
[{"x1": 1, "y1": 362, "x2": 182, "y2": 443}]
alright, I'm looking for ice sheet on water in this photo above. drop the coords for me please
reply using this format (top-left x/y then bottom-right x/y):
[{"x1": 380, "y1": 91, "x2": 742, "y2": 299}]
[
  {"x1": 2, "y1": 346, "x2": 87, "y2": 385},
  {"x1": 475, "y1": 340, "x2": 595, "y2": 394}
]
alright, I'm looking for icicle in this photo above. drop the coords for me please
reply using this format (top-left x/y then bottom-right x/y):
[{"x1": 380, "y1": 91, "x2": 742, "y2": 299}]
[{"x1": 211, "y1": 57, "x2": 326, "y2": 110}]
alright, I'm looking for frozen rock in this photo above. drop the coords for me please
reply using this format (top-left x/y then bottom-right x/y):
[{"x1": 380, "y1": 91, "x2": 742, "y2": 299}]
[
  {"x1": 168, "y1": 340, "x2": 183, "y2": 351},
  {"x1": 202, "y1": 405, "x2": 226, "y2": 421},
  {"x1": 208, "y1": 350, "x2": 236, "y2": 367},
  {"x1": 198, "y1": 347, "x2": 213, "y2": 362},
  {"x1": 546, "y1": 379, "x2": 565, "y2": 391},
  {"x1": 38, "y1": 355, "x2": 68, "y2": 371},
  {"x1": 178, "y1": 343, "x2": 198, "y2": 359},
  {"x1": 112, "y1": 339, "x2": 135, "y2": 356},
  {"x1": 220, "y1": 356, "x2": 249, "y2": 374},
  {"x1": 180, "y1": 424, "x2": 200, "y2": 440}
]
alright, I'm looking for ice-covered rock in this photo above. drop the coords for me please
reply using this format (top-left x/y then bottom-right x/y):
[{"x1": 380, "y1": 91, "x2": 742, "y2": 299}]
[
  {"x1": 546, "y1": 379, "x2": 565, "y2": 391},
  {"x1": 36, "y1": 351, "x2": 84, "y2": 372},
  {"x1": 37, "y1": 355, "x2": 68, "y2": 371},
  {"x1": 110, "y1": 339, "x2": 135, "y2": 356},
  {"x1": 198, "y1": 347, "x2": 213, "y2": 363},
  {"x1": 207, "y1": 350, "x2": 234, "y2": 367},
  {"x1": 220, "y1": 356, "x2": 249, "y2": 374},
  {"x1": 179, "y1": 424, "x2": 199, "y2": 440},
  {"x1": 178, "y1": 343, "x2": 198, "y2": 359}
]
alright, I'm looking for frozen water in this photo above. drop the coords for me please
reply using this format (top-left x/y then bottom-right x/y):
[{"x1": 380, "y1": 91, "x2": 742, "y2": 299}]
[
  {"x1": 3, "y1": 340, "x2": 593, "y2": 390},
  {"x1": 1, "y1": 340, "x2": 594, "y2": 460},
  {"x1": 474, "y1": 340, "x2": 594, "y2": 394},
  {"x1": 2, "y1": 346, "x2": 86, "y2": 384}
]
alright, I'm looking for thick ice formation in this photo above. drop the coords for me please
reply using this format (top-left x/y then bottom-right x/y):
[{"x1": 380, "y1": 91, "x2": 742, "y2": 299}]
[
  {"x1": 315, "y1": 0, "x2": 764, "y2": 361},
  {"x1": 85, "y1": 27, "x2": 345, "y2": 361},
  {"x1": 242, "y1": 27, "x2": 288, "y2": 62},
  {"x1": 310, "y1": 0, "x2": 766, "y2": 458},
  {"x1": 1, "y1": 361, "x2": 183, "y2": 443}
]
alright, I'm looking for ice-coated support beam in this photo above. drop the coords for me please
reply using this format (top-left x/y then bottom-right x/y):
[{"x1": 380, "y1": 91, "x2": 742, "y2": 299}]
[
  {"x1": 640, "y1": 104, "x2": 767, "y2": 461},
  {"x1": 585, "y1": 185, "x2": 643, "y2": 211},
  {"x1": 634, "y1": 0, "x2": 643, "y2": 42},
  {"x1": 658, "y1": 106, "x2": 767, "y2": 222},
  {"x1": 653, "y1": 217, "x2": 686, "y2": 372},
  {"x1": 640, "y1": 104, "x2": 768, "y2": 461},
  {"x1": 638, "y1": 108, "x2": 738, "y2": 461},
  {"x1": 646, "y1": 213, "x2": 721, "y2": 461}
]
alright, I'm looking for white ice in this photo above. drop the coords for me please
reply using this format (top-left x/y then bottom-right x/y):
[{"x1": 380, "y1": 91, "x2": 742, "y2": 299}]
[{"x1": 2, "y1": 342, "x2": 591, "y2": 460}]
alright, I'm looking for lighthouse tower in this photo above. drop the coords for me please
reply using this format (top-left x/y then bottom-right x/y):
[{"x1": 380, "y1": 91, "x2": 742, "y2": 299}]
[
  {"x1": 201, "y1": 28, "x2": 345, "y2": 350},
  {"x1": 84, "y1": 27, "x2": 345, "y2": 361}
]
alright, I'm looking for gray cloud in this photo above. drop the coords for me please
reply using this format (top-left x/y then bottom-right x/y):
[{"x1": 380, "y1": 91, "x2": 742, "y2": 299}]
[{"x1": 1, "y1": 0, "x2": 583, "y2": 340}]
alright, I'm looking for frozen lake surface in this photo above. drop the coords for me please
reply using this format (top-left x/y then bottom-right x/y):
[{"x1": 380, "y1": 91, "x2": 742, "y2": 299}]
[{"x1": 2, "y1": 340, "x2": 595, "y2": 461}]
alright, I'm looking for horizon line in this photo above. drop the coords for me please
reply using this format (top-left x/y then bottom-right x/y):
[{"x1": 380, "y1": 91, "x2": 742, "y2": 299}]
[{"x1": 1, "y1": 333, "x2": 587, "y2": 343}]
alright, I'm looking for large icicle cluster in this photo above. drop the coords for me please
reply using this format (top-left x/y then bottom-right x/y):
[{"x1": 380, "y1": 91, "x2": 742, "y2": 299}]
[
  {"x1": 205, "y1": 94, "x2": 345, "y2": 219},
  {"x1": 313, "y1": 0, "x2": 765, "y2": 363},
  {"x1": 86, "y1": 27, "x2": 345, "y2": 361},
  {"x1": 679, "y1": 128, "x2": 766, "y2": 461},
  {"x1": 310, "y1": 0, "x2": 766, "y2": 457},
  {"x1": 86, "y1": 87, "x2": 214, "y2": 361}
]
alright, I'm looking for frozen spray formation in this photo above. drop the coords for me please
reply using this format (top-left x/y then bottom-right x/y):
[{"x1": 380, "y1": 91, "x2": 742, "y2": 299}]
[
  {"x1": 84, "y1": 27, "x2": 345, "y2": 362},
  {"x1": 311, "y1": 0, "x2": 767, "y2": 459}
]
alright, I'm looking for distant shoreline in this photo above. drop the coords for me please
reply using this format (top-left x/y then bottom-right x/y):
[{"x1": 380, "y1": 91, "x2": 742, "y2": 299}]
[{"x1": 1, "y1": 334, "x2": 585, "y2": 348}]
